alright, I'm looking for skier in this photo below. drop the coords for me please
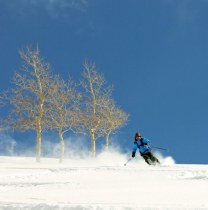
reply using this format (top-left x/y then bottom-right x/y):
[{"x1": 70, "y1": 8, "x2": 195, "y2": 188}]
[{"x1": 132, "y1": 132, "x2": 160, "y2": 165}]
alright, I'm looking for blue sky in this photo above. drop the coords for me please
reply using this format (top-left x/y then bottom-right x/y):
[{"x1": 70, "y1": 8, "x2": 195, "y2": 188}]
[{"x1": 0, "y1": 0, "x2": 208, "y2": 164}]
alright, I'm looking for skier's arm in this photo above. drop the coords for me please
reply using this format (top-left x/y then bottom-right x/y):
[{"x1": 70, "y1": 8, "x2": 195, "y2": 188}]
[
  {"x1": 143, "y1": 138, "x2": 151, "y2": 145},
  {"x1": 132, "y1": 143, "x2": 137, "y2": 158},
  {"x1": 143, "y1": 138, "x2": 152, "y2": 150}
]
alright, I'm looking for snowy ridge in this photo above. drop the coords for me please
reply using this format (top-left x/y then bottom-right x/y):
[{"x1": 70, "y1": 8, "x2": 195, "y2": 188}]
[
  {"x1": 1, "y1": 203, "x2": 208, "y2": 210},
  {"x1": 0, "y1": 154, "x2": 207, "y2": 210}
]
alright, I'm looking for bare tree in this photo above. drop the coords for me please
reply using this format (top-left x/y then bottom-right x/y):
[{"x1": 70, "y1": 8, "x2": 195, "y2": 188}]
[
  {"x1": 6, "y1": 46, "x2": 52, "y2": 162},
  {"x1": 79, "y1": 60, "x2": 111, "y2": 157},
  {"x1": 44, "y1": 75, "x2": 81, "y2": 163},
  {"x1": 101, "y1": 99, "x2": 129, "y2": 151}
]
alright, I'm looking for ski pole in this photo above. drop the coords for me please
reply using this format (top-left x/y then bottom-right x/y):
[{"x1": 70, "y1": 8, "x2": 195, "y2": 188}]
[
  {"x1": 124, "y1": 158, "x2": 132, "y2": 166},
  {"x1": 151, "y1": 146, "x2": 168, "y2": 151}
]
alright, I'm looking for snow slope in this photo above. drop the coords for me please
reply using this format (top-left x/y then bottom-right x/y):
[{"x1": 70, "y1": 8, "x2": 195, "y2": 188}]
[{"x1": 0, "y1": 153, "x2": 207, "y2": 210}]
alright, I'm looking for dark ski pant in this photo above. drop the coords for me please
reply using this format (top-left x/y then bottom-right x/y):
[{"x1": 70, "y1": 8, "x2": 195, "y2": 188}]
[{"x1": 141, "y1": 152, "x2": 160, "y2": 165}]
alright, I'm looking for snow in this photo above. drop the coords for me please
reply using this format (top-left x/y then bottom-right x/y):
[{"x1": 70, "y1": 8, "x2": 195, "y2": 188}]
[{"x1": 0, "y1": 152, "x2": 207, "y2": 210}]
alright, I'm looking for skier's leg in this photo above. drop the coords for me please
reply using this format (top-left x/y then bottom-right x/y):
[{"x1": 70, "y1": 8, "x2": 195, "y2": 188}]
[
  {"x1": 149, "y1": 152, "x2": 160, "y2": 165},
  {"x1": 141, "y1": 154, "x2": 152, "y2": 165}
]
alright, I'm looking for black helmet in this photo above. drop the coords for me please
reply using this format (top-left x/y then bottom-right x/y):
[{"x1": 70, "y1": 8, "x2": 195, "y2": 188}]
[
  {"x1": 135, "y1": 132, "x2": 141, "y2": 138},
  {"x1": 135, "y1": 132, "x2": 141, "y2": 136}
]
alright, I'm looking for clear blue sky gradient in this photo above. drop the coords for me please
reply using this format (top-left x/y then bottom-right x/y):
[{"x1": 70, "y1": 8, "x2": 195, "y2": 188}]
[{"x1": 0, "y1": 0, "x2": 208, "y2": 163}]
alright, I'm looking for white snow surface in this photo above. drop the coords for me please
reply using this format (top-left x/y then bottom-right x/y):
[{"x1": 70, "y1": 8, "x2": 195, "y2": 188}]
[{"x1": 0, "y1": 152, "x2": 207, "y2": 210}]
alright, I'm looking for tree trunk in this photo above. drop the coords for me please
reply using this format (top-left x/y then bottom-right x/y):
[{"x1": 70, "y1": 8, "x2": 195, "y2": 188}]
[
  {"x1": 105, "y1": 133, "x2": 110, "y2": 151},
  {"x1": 36, "y1": 119, "x2": 42, "y2": 162},
  {"x1": 35, "y1": 101, "x2": 44, "y2": 162},
  {"x1": 59, "y1": 128, "x2": 64, "y2": 163},
  {"x1": 34, "y1": 64, "x2": 44, "y2": 162},
  {"x1": 90, "y1": 131, "x2": 96, "y2": 158}
]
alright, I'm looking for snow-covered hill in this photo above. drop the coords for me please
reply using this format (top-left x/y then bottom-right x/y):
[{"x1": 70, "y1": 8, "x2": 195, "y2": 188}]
[{"x1": 0, "y1": 153, "x2": 207, "y2": 210}]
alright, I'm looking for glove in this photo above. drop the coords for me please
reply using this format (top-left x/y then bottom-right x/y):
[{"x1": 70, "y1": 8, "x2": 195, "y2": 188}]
[
  {"x1": 132, "y1": 152, "x2": 135, "y2": 158},
  {"x1": 148, "y1": 145, "x2": 152, "y2": 151}
]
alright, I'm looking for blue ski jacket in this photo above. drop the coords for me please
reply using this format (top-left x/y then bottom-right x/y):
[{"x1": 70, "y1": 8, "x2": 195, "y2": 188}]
[{"x1": 132, "y1": 137, "x2": 152, "y2": 155}]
